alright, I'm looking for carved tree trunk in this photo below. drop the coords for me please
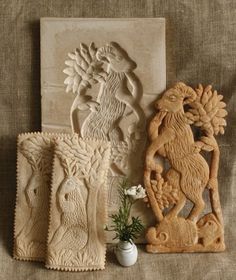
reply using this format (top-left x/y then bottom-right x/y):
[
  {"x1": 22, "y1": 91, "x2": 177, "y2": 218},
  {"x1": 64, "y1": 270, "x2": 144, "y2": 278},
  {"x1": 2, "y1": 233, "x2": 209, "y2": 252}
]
[
  {"x1": 209, "y1": 139, "x2": 224, "y2": 228},
  {"x1": 86, "y1": 187, "x2": 100, "y2": 256}
]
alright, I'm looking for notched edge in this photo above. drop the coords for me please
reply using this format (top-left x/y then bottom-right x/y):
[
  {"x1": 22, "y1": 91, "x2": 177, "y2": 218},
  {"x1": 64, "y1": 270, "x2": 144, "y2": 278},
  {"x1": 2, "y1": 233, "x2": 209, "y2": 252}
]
[{"x1": 45, "y1": 134, "x2": 111, "y2": 270}]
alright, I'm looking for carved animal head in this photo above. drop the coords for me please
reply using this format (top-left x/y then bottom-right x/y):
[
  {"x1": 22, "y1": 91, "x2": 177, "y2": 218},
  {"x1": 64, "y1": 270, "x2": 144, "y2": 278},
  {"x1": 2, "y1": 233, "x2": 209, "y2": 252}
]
[
  {"x1": 26, "y1": 171, "x2": 48, "y2": 207},
  {"x1": 59, "y1": 176, "x2": 80, "y2": 194},
  {"x1": 156, "y1": 82, "x2": 197, "y2": 113},
  {"x1": 197, "y1": 213, "x2": 223, "y2": 247},
  {"x1": 96, "y1": 42, "x2": 136, "y2": 73}
]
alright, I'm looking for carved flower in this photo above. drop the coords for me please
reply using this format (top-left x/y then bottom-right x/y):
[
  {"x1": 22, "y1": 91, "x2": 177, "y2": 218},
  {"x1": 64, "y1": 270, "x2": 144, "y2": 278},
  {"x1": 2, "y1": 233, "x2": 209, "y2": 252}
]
[{"x1": 124, "y1": 184, "x2": 146, "y2": 200}]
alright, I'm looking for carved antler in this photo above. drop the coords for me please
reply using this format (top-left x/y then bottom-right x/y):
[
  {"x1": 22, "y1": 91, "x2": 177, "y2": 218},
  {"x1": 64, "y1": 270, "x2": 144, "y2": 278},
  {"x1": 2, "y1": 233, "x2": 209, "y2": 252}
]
[{"x1": 174, "y1": 82, "x2": 197, "y2": 104}]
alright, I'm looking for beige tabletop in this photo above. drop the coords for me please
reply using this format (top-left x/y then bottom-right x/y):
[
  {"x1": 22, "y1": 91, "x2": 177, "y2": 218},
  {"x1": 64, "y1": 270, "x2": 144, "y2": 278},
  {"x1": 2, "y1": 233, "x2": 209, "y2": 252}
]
[{"x1": 0, "y1": 1, "x2": 235, "y2": 279}]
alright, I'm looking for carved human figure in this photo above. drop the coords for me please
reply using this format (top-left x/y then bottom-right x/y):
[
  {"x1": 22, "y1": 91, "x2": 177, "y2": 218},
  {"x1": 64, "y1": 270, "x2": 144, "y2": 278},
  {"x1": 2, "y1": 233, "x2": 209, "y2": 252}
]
[{"x1": 144, "y1": 82, "x2": 227, "y2": 252}]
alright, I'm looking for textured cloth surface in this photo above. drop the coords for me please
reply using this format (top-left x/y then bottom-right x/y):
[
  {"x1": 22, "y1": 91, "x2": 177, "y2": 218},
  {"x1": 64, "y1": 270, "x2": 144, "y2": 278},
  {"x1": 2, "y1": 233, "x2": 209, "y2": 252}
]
[{"x1": 0, "y1": 0, "x2": 235, "y2": 279}]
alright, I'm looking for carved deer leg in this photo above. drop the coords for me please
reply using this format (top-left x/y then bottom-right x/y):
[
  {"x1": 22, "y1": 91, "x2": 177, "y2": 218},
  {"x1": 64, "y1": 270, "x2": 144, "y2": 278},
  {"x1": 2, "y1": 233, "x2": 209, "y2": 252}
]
[
  {"x1": 71, "y1": 108, "x2": 80, "y2": 134},
  {"x1": 70, "y1": 86, "x2": 87, "y2": 134},
  {"x1": 187, "y1": 196, "x2": 205, "y2": 223},
  {"x1": 166, "y1": 191, "x2": 186, "y2": 219}
]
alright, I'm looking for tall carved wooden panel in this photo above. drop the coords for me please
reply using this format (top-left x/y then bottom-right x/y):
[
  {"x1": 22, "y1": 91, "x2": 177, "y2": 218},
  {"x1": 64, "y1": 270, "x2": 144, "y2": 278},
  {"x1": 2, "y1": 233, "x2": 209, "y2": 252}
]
[
  {"x1": 144, "y1": 82, "x2": 227, "y2": 253},
  {"x1": 46, "y1": 135, "x2": 111, "y2": 271},
  {"x1": 14, "y1": 133, "x2": 54, "y2": 261}
]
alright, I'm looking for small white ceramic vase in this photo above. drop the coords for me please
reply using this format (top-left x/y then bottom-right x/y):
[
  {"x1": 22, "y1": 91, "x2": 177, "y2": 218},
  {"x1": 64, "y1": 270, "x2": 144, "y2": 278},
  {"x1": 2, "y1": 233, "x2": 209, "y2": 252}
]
[{"x1": 115, "y1": 241, "x2": 138, "y2": 267}]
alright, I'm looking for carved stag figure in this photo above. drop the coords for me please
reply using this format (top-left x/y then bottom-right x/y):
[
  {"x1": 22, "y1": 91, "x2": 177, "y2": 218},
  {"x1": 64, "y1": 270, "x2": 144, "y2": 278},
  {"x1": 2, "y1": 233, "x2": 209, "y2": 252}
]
[{"x1": 144, "y1": 82, "x2": 227, "y2": 252}]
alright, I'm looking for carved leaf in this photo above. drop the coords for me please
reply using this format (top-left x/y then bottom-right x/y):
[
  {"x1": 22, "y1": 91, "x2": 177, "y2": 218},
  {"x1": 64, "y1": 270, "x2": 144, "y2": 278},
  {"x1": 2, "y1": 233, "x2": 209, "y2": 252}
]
[
  {"x1": 64, "y1": 76, "x2": 73, "y2": 85},
  {"x1": 63, "y1": 43, "x2": 107, "y2": 94},
  {"x1": 186, "y1": 84, "x2": 227, "y2": 135},
  {"x1": 19, "y1": 135, "x2": 53, "y2": 175},
  {"x1": 111, "y1": 141, "x2": 130, "y2": 170},
  {"x1": 147, "y1": 177, "x2": 179, "y2": 211},
  {"x1": 55, "y1": 137, "x2": 94, "y2": 176},
  {"x1": 89, "y1": 42, "x2": 97, "y2": 59}
]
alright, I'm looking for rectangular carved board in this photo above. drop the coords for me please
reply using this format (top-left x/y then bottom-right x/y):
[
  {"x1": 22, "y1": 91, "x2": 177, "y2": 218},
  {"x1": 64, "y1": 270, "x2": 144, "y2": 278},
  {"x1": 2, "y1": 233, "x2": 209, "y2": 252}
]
[
  {"x1": 14, "y1": 133, "x2": 55, "y2": 261},
  {"x1": 41, "y1": 18, "x2": 166, "y2": 242},
  {"x1": 46, "y1": 135, "x2": 111, "y2": 271}
]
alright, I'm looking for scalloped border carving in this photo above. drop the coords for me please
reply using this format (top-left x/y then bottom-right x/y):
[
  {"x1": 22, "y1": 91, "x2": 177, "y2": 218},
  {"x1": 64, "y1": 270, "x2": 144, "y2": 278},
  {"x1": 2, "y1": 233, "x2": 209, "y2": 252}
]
[{"x1": 46, "y1": 135, "x2": 111, "y2": 271}]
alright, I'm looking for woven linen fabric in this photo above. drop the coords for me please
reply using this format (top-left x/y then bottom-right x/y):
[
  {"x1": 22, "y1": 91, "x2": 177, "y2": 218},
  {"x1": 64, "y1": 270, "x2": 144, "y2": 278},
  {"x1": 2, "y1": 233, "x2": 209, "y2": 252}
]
[{"x1": 0, "y1": 0, "x2": 235, "y2": 279}]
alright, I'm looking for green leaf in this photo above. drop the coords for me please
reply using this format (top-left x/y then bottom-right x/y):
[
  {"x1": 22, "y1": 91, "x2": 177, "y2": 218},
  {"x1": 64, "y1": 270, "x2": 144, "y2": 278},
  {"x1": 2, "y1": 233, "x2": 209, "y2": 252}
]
[{"x1": 106, "y1": 178, "x2": 144, "y2": 242}]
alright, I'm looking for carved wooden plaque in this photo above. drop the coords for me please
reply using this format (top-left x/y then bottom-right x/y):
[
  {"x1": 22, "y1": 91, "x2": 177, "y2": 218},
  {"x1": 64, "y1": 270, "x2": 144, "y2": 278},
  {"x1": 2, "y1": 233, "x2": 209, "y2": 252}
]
[
  {"x1": 144, "y1": 83, "x2": 227, "y2": 253},
  {"x1": 14, "y1": 133, "x2": 55, "y2": 261},
  {"x1": 46, "y1": 135, "x2": 111, "y2": 271},
  {"x1": 40, "y1": 18, "x2": 166, "y2": 241}
]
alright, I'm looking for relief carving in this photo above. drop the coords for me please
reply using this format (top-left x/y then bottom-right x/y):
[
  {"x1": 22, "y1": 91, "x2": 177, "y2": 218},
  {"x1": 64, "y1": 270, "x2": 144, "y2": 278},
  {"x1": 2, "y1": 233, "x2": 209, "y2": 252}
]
[
  {"x1": 144, "y1": 83, "x2": 227, "y2": 252},
  {"x1": 63, "y1": 42, "x2": 146, "y2": 216},
  {"x1": 64, "y1": 42, "x2": 145, "y2": 141},
  {"x1": 46, "y1": 135, "x2": 111, "y2": 271},
  {"x1": 14, "y1": 134, "x2": 54, "y2": 260}
]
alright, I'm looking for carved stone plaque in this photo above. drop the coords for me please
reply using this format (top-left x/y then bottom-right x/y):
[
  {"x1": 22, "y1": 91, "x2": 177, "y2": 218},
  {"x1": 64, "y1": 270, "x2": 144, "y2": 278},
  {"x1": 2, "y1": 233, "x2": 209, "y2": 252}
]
[
  {"x1": 41, "y1": 18, "x2": 166, "y2": 242},
  {"x1": 46, "y1": 135, "x2": 111, "y2": 271},
  {"x1": 14, "y1": 133, "x2": 55, "y2": 261}
]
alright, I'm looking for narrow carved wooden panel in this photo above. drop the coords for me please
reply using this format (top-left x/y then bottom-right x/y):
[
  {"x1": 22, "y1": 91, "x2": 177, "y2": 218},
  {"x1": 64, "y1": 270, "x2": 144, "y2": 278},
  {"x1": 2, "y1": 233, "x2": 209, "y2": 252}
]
[
  {"x1": 41, "y1": 18, "x2": 165, "y2": 241},
  {"x1": 144, "y1": 83, "x2": 227, "y2": 253},
  {"x1": 46, "y1": 135, "x2": 111, "y2": 271},
  {"x1": 14, "y1": 133, "x2": 55, "y2": 261}
]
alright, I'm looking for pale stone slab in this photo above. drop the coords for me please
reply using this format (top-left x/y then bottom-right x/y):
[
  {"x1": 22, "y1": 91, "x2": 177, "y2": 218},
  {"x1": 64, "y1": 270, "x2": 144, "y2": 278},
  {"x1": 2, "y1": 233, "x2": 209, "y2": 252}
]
[
  {"x1": 46, "y1": 135, "x2": 111, "y2": 271},
  {"x1": 41, "y1": 18, "x2": 166, "y2": 242},
  {"x1": 14, "y1": 132, "x2": 55, "y2": 261}
]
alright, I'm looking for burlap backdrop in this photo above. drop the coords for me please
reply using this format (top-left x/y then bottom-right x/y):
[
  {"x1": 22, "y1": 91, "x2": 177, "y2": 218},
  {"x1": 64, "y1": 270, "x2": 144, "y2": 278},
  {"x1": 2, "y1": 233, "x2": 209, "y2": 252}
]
[{"x1": 0, "y1": 1, "x2": 235, "y2": 279}]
